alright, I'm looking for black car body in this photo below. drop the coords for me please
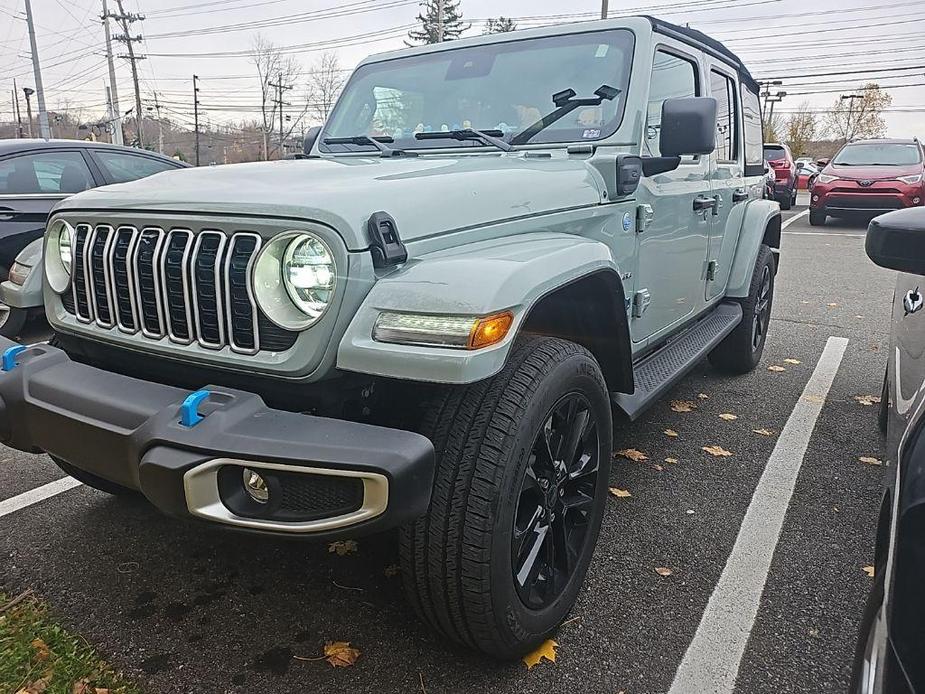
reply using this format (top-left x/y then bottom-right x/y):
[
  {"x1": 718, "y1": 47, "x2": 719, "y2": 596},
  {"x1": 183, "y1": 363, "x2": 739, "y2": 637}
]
[
  {"x1": 0, "y1": 139, "x2": 185, "y2": 276},
  {"x1": 854, "y1": 206, "x2": 925, "y2": 693}
]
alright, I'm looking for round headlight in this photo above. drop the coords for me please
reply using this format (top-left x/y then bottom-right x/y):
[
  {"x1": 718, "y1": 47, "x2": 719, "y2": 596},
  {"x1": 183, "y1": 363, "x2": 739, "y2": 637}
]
[
  {"x1": 58, "y1": 224, "x2": 73, "y2": 275},
  {"x1": 44, "y1": 219, "x2": 74, "y2": 294},
  {"x1": 282, "y1": 234, "x2": 336, "y2": 323}
]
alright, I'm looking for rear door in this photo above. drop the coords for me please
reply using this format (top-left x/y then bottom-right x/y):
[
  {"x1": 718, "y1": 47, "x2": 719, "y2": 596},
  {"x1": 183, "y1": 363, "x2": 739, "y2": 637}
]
[
  {"x1": 705, "y1": 64, "x2": 745, "y2": 300},
  {"x1": 632, "y1": 44, "x2": 712, "y2": 345},
  {"x1": 0, "y1": 149, "x2": 97, "y2": 272}
]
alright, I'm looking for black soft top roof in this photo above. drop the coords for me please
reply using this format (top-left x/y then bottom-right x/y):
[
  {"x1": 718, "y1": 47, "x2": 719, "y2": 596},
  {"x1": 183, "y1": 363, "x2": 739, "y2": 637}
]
[{"x1": 643, "y1": 16, "x2": 760, "y2": 93}]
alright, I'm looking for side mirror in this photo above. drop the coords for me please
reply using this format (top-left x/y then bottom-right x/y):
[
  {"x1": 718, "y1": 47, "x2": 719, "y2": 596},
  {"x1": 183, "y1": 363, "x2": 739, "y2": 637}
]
[
  {"x1": 816, "y1": 158, "x2": 829, "y2": 167},
  {"x1": 659, "y1": 97, "x2": 718, "y2": 157},
  {"x1": 303, "y1": 126, "x2": 322, "y2": 156},
  {"x1": 866, "y1": 208, "x2": 925, "y2": 274}
]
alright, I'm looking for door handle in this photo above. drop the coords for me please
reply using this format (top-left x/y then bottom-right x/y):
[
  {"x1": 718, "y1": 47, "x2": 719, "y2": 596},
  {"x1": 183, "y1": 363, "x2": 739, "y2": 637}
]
[
  {"x1": 0, "y1": 207, "x2": 16, "y2": 221},
  {"x1": 904, "y1": 289, "x2": 923, "y2": 315},
  {"x1": 693, "y1": 195, "x2": 717, "y2": 213},
  {"x1": 732, "y1": 188, "x2": 749, "y2": 203}
]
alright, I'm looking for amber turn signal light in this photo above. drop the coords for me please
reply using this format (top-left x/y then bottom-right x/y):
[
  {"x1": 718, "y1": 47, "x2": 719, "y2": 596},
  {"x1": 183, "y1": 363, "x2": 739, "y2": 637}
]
[{"x1": 468, "y1": 311, "x2": 514, "y2": 350}]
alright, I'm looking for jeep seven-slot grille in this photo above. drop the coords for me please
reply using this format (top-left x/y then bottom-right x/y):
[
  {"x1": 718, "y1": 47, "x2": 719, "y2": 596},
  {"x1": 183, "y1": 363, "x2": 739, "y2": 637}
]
[{"x1": 67, "y1": 224, "x2": 298, "y2": 353}]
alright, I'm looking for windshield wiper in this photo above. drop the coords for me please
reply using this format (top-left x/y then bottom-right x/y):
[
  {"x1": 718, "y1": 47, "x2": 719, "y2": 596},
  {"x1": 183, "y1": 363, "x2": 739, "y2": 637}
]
[
  {"x1": 510, "y1": 84, "x2": 621, "y2": 146},
  {"x1": 323, "y1": 135, "x2": 416, "y2": 157},
  {"x1": 414, "y1": 128, "x2": 512, "y2": 152}
]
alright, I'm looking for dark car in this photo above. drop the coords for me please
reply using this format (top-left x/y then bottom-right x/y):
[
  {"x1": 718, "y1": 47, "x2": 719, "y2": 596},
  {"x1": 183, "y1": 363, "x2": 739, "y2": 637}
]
[
  {"x1": 0, "y1": 139, "x2": 187, "y2": 334},
  {"x1": 763, "y1": 142, "x2": 797, "y2": 210},
  {"x1": 811, "y1": 138, "x2": 925, "y2": 227},
  {"x1": 853, "y1": 206, "x2": 925, "y2": 693}
]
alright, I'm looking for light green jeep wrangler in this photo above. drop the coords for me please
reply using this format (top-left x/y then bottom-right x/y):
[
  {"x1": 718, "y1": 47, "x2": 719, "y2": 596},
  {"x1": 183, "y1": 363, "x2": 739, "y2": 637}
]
[{"x1": 0, "y1": 16, "x2": 780, "y2": 657}]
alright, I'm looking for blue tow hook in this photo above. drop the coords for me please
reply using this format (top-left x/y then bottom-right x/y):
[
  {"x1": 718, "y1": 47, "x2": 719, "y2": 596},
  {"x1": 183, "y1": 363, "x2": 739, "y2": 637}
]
[
  {"x1": 179, "y1": 389, "x2": 211, "y2": 427},
  {"x1": 1, "y1": 345, "x2": 27, "y2": 372}
]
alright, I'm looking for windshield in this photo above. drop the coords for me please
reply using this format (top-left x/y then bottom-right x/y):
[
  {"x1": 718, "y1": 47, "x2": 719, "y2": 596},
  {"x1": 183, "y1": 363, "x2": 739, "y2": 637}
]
[
  {"x1": 833, "y1": 143, "x2": 922, "y2": 166},
  {"x1": 321, "y1": 29, "x2": 635, "y2": 152}
]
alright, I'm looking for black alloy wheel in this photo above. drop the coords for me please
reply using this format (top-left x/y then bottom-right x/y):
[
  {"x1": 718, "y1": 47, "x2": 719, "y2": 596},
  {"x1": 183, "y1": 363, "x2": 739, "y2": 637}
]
[
  {"x1": 512, "y1": 392, "x2": 600, "y2": 610},
  {"x1": 752, "y1": 264, "x2": 772, "y2": 353}
]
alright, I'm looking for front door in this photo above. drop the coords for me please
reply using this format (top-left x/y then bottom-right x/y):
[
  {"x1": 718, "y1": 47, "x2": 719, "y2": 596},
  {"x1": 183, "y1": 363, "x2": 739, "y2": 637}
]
[
  {"x1": 705, "y1": 65, "x2": 745, "y2": 300},
  {"x1": 632, "y1": 45, "x2": 712, "y2": 345}
]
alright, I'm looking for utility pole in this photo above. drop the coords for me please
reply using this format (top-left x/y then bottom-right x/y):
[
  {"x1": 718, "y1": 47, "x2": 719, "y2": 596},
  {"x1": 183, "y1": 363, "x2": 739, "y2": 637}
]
[
  {"x1": 23, "y1": 0, "x2": 50, "y2": 139},
  {"x1": 101, "y1": 0, "x2": 124, "y2": 145},
  {"x1": 601, "y1": 0, "x2": 608, "y2": 19},
  {"x1": 23, "y1": 88, "x2": 35, "y2": 138},
  {"x1": 105, "y1": 85, "x2": 116, "y2": 142},
  {"x1": 840, "y1": 93, "x2": 863, "y2": 143},
  {"x1": 111, "y1": 0, "x2": 145, "y2": 148},
  {"x1": 12, "y1": 79, "x2": 23, "y2": 138},
  {"x1": 435, "y1": 0, "x2": 445, "y2": 42},
  {"x1": 149, "y1": 93, "x2": 164, "y2": 154},
  {"x1": 268, "y1": 73, "x2": 292, "y2": 159},
  {"x1": 193, "y1": 75, "x2": 201, "y2": 165},
  {"x1": 759, "y1": 79, "x2": 783, "y2": 122}
]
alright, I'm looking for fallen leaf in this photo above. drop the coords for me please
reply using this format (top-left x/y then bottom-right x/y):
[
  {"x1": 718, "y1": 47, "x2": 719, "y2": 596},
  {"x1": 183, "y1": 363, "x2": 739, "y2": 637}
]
[
  {"x1": 328, "y1": 540, "x2": 358, "y2": 556},
  {"x1": 522, "y1": 639, "x2": 558, "y2": 669},
  {"x1": 653, "y1": 464, "x2": 664, "y2": 472},
  {"x1": 801, "y1": 300, "x2": 810, "y2": 304},
  {"x1": 859, "y1": 456, "x2": 883, "y2": 466},
  {"x1": 827, "y1": 302, "x2": 838, "y2": 308},
  {"x1": 665, "y1": 457, "x2": 679, "y2": 464},
  {"x1": 664, "y1": 429, "x2": 679, "y2": 438},
  {"x1": 854, "y1": 395, "x2": 882, "y2": 406},
  {"x1": 752, "y1": 428, "x2": 775, "y2": 436},
  {"x1": 863, "y1": 565, "x2": 875, "y2": 578},
  {"x1": 809, "y1": 627, "x2": 819, "y2": 637},
  {"x1": 767, "y1": 365, "x2": 786, "y2": 372},
  {"x1": 16, "y1": 676, "x2": 51, "y2": 694},
  {"x1": 323, "y1": 641, "x2": 360, "y2": 668},
  {"x1": 697, "y1": 393, "x2": 709, "y2": 400},
  {"x1": 803, "y1": 394, "x2": 825, "y2": 404},
  {"x1": 783, "y1": 358, "x2": 801, "y2": 364},
  {"x1": 654, "y1": 567, "x2": 673, "y2": 577},
  {"x1": 686, "y1": 509, "x2": 695, "y2": 515},
  {"x1": 702, "y1": 445, "x2": 733, "y2": 457},
  {"x1": 718, "y1": 413, "x2": 738, "y2": 421},
  {"x1": 670, "y1": 400, "x2": 697, "y2": 413},
  {"x1": 383, "y1": 564, "x2": 399, "y2": 577},
  {"x1": 72, "y1": 680, "x2": 92, "y2": 694},
  {"x1": 615, "y1": 448, "x2": 648, "y2": 462},
  {"x1": 609, "y1": 487, "x2": 632, "y2": 498},
  {"x1": 31, "y1": 638, "x2": 50, "y2": 661}
]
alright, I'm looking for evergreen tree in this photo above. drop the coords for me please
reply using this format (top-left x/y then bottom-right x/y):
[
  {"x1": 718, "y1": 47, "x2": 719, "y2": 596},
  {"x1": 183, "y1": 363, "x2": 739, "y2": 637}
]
[
  {"x1": 483, "y1": 17, "x2": 517, "y2": 34},
  {"x1": 406, "y1": 0, "x2": 469, "y2": 45}
]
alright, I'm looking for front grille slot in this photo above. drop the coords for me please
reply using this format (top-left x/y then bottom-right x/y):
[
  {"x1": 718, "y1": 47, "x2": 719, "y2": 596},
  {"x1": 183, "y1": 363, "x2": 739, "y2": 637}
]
[{"x1": 61, "y1": 223, "x2": 298, "y2": 353}]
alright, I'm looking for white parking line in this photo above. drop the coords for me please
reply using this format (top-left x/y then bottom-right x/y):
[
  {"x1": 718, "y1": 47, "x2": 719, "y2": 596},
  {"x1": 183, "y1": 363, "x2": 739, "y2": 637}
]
[
  {"x1": 668, "y1": 335, "x2": 849, "y2": 694},
  {"x1": 784, "y1": 231, "x2": 865, "y2": 238},
  {"x1": 0, "y1": 477, "x2": 82, "y2": 518},
  {"x1": 781, "y1": 209, "x2": 810, "y2": 230}
]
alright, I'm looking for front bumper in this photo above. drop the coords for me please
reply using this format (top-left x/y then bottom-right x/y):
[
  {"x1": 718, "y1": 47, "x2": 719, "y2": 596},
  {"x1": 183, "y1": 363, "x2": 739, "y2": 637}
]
[
  {"x1": 812, "y1": 185, "x2": 924, "y2": 212},
  {"x1": 0, "y1": 338, "x2": 435, "y2": 538}
]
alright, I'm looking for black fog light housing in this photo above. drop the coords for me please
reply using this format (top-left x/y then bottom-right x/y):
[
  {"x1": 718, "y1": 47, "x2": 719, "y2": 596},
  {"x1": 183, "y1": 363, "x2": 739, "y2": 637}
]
[{"x1": 242, "y1": 467, "x2": 269, "y2": 503}]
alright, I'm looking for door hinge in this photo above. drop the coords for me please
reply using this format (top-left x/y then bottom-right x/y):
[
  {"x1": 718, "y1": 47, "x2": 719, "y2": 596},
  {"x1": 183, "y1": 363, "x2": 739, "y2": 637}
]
[
  {"x1": 706, "y1": 260, "x2": 718, "y2": 282},
  {"x1": 636, "y1": 204, "x2": 654, "y2": 232},
  {"x1": 632, "y1": 289, "x2": 651, "y2": 318}
]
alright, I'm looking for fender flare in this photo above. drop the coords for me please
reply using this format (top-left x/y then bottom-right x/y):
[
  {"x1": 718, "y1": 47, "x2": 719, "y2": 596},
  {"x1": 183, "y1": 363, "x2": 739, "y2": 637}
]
[
  {"x1": 726, "y1": 200, "x2": 781, "y2": 298},
  {"x1": 337, "y1": 232, "x2": 631, "y2": 386}
]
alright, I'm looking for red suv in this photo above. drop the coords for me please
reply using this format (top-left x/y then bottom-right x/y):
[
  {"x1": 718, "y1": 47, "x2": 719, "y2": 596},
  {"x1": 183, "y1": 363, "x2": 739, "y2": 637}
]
[
  {"x1": 763, "y1": 142, "x2": 797, "y2": 210},
  {"x1": 810, "y1": 138, "x2": 925, "y2": 226}
]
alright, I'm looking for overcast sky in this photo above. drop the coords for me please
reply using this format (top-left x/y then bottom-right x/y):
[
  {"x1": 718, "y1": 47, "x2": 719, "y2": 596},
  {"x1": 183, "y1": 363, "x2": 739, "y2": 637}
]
[{"x1": 2, "y1": 0, "x2": 923, "y2": 138}]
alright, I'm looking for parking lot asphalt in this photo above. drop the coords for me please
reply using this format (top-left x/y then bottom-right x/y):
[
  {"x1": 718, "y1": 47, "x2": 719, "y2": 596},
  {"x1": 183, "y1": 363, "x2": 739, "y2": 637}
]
[{"x1": 0, "y1": 201, "x2": 893, "y2": 694}]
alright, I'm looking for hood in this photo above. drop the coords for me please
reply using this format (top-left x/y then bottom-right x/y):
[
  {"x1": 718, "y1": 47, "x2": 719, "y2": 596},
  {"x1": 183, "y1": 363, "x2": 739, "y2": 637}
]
[
  {"x1": 825, "y1": 162, "x2": 922, "y2": 181},
  {"x1": 55, "y1": 154, "x2": 604, "y2": 250}
]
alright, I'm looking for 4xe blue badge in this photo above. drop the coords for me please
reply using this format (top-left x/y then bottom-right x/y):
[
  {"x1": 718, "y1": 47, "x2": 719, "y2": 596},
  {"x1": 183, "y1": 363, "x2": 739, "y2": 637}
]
[{"x1": 622, "y1": 212, "x2": 633, "y2": 232}]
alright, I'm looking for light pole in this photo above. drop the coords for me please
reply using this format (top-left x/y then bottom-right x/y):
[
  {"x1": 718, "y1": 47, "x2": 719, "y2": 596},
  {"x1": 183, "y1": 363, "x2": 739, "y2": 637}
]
[
  {"x1": 22, "y1": 87, "x2": 35, "y2": 138},
  {"x1": 759, "y1": 80, "x2": 782, "y2": 122}
]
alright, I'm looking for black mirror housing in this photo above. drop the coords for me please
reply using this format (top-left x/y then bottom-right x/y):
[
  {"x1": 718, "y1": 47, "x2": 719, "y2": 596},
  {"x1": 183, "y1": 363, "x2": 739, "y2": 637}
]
[
  {"x1": 303, "y1": 126, "x2": 322, "y2": 156},
  {"x1": 866, "y1": 208, "x2": 925, "y2": 275},
  {"x1": 659, "y1": 97, "x2": 718, "y2": 157}
]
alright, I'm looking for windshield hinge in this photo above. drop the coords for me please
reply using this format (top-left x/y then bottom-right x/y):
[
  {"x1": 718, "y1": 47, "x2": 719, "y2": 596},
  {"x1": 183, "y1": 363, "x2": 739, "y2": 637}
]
[{"x1": 366, "y1": 212, "x2": 408, "y2": 268}]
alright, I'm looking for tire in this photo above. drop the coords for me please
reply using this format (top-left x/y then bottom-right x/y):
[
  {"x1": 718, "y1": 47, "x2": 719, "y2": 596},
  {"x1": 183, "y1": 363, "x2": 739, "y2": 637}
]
[
  {"x1": 709, "y1": 244, "x2": 775, "y2": 374},
  {"x1": 51, "y1": 456, "x2": 139, "y2": 496},
  {"x1": 848, "y1": 564, "x2": 886, "y2": 693},
  {"x1": 0, "y1": 303, "x2": 27, "y2": 338},
  {"x1": 809, "y1": 209, "x2": 827, "y2": 226},
  {"x1": 779, "y1": 190, "x2": 793, "y2": 210},
  {"x1": 878, "y1": 368, "x2": 889, "y2": 435},
  {"x1": 399, "y1": 337, "x2": 612, "y2": 658}
]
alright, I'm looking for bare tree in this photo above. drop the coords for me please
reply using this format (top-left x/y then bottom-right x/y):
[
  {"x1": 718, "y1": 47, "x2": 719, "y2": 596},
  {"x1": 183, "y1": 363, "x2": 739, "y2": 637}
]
[
  {"x1": 763, "y1": 112, "x2": 783, "y2": 144},
  {"x1": 251, "y1": 34, "x2": 308, "y2": 159},
  {"x1": 824, "y1": 83, "x2": 892, "y2": 143},
  {"x1": 308, "y1": 52, "x2": 345, "y2": 124},
  {"x1": 483, "y1": 17, "x2": 517, "y2": 33},
  {"x1": 785, "y1": 102, "x2": 823, "y2": 157}
]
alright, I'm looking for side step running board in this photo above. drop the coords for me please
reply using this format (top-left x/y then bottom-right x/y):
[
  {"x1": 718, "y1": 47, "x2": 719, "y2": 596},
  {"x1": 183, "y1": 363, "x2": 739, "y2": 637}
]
[{"x1": 612, "y1": 302, "x2": 743, "y2": 420}]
